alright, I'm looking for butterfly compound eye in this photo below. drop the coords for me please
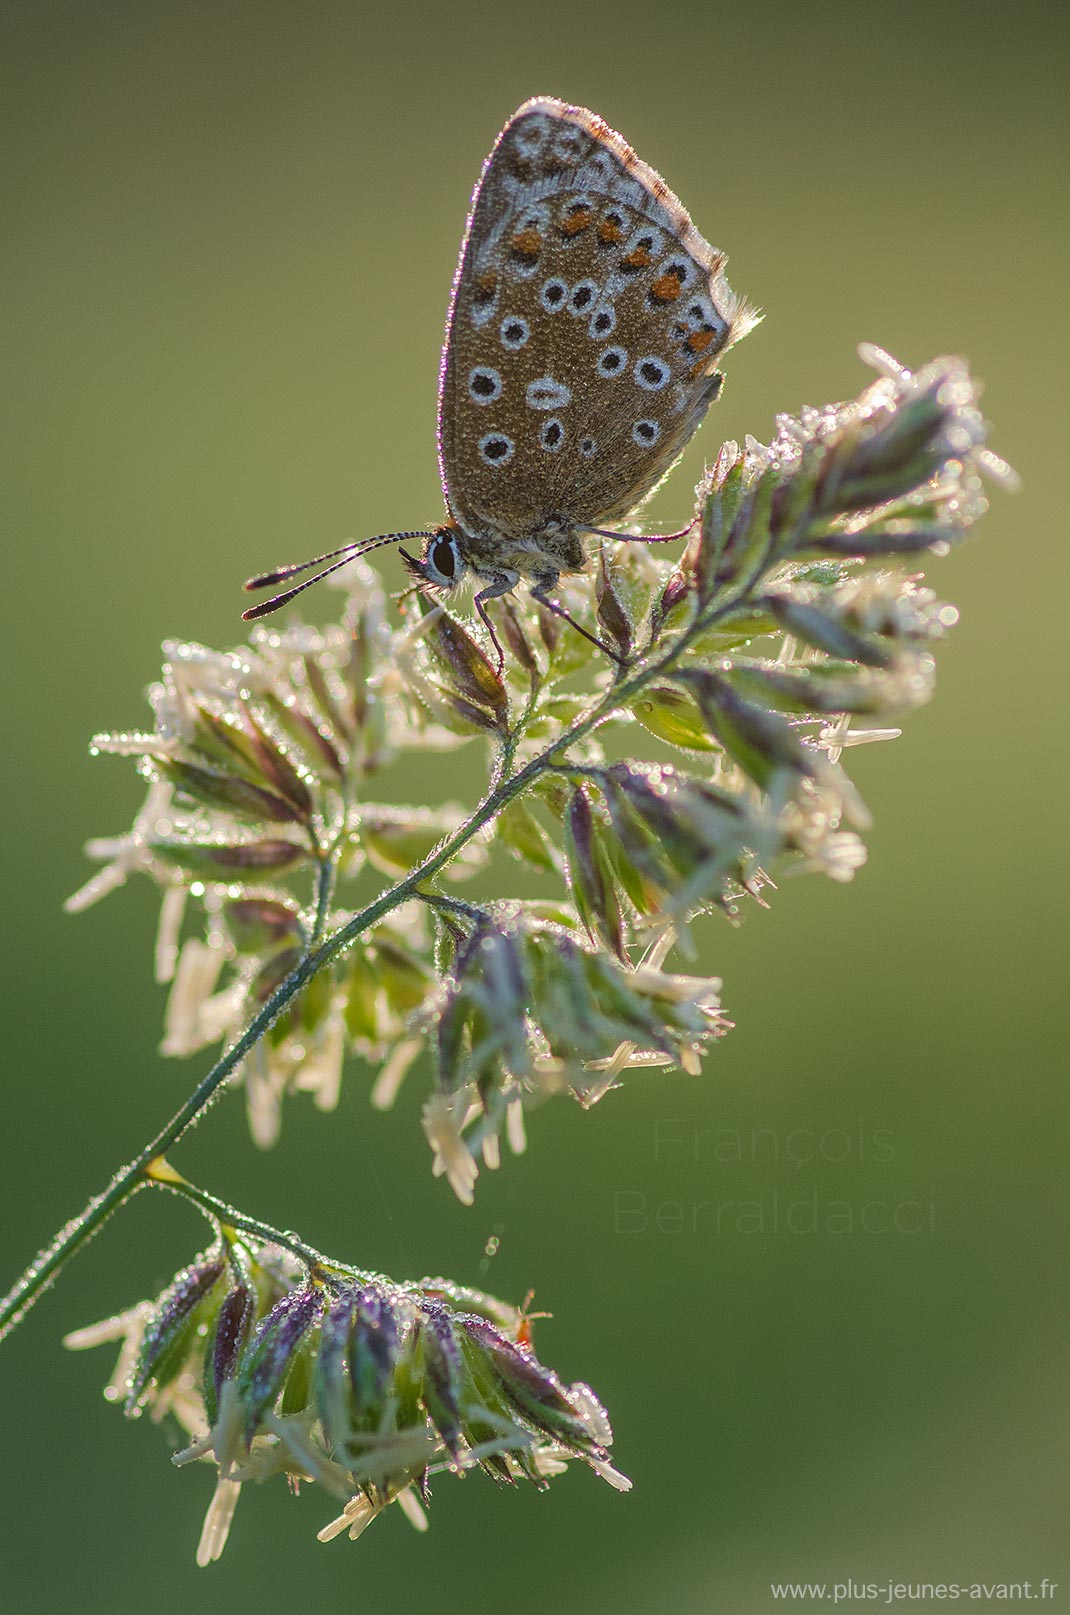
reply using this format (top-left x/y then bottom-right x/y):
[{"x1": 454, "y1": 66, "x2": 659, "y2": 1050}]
[{"x1": 430, "y1": 532, "x2": 458, "y2": 581}]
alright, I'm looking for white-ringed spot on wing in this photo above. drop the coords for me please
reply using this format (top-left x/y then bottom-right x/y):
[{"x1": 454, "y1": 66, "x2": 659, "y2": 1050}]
[
  {"x1": 664, "y1": 256, "x2": 696, "y2": 285},
  {"x1": 539, "y1": 417, "x2": 566, "y2": 453},
  {"x1": 558, "y1": 194, "x2": 595, "y2": 238},
  {"x1": 551, "y1": 127, "x2": 587, "y2": 165},
  {"x1": 624, "y1": 225, "x2": 662, "y2": 253},
  {"x1": 469, "y1": 269, "x2": 499, "y2": 327},
  {"x1": 632, "y1": 418, "x2": 661, "y2": 448},
  {"x1": 500, "y1": 316, "x2": 530, "y2": 350},
  {"x1": 478, "y1": 432, "x2": 515, "y2": 467},
  {"x1": 513, "y1": 118, "x2": 549, "y2": 159},
  {"x1": 509, "y1": 245, "x2": 542, "y2": 278},
  {"x1": 578, "y1": 435, "x2": 597, "y2": 458},
  {"x1": 540, "y1": 278, "x2": 568, "y2": 312},
  {"x1": 468, "y1": 366, "x2": 503, "y2": 405},
  {"x1": 619, "y1": 229, "x2": 661, "y2": 276},
  {"x1": 596, "y1": 345, "x2": 628, "y2": 379},
  {"x1": 526, "y1": 376, "x2": 573, "y2": 411},
  {"x1": 597, "y1": 207, "x2": 628, "y2": 247},
  {"x1": 587, "y1": 150, "x2": 616, "y2": 186},
  {"x1": 508, "y1": 209, "x2": 549, "y2": 278},
  {"x1": 567, "y1": 280, "x2": 598, "y2": 316},
  {"x1": 588, "y1": 305, "x2": 616, "y2": 340},
  {"x1": 648, "y1": 256, "x2": 695, "y2": 306},
  {"x1": 635, "y1": 355, "x2": 670, "y2": 391},
  {"x1": 683, "y1": 294, "x2": 723, "y2": 336}
]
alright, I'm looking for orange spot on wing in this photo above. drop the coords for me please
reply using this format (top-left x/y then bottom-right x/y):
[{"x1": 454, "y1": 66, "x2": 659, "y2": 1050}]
[
  {"x1": 598, "y1": 218, "x2": 625, "y2": 244},
  {"x1": 560, "y1": 208, "x2": 592, "y2": 236},
  {"x1": 622, "y1": 246, "x2": 653, "y2": 269},
  {"x1": 686, "y1": 329, "x2": 717, "y2": 354},
  {"x1": 650, "y1": 273, "x2": 684, "y2": 302},
  {"x1": 511, "y1": 227, "x2": 542, "y2": 258}
]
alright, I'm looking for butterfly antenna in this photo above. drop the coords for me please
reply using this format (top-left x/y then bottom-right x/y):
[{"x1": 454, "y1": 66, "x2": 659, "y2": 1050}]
[{"x1": 242, "y1": 531, "x2": 436, "y2": 621}]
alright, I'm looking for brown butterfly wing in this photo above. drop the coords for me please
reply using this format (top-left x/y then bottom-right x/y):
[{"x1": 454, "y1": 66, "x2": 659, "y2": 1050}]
[{"x1": 437, "y1": 98, "x2": 756, "y2": 542}]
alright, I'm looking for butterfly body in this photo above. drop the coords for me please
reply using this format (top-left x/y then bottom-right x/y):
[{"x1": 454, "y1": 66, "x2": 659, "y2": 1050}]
[
  {"x1": 404, "y1": 517, "x2": 587, "y2": 593},
  {"x1": 244, "y1": 97, "x2": 756, "y2": 654}
]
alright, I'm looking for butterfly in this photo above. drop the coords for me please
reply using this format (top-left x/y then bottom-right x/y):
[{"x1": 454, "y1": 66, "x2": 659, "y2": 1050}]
[{"x1": 243, "y1": 96, "x2": 756, "y2": 663}]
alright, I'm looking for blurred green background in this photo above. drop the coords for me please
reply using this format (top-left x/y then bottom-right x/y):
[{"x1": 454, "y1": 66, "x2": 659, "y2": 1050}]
[{"x1": 3, "y1": 2, "x2": 1066, "y2": 1610}]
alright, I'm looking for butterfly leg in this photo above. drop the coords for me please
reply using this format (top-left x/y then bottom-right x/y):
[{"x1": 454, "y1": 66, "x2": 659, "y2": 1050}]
[
  {"x1": 528, "y1": 570, "x2": 627, "y2": 666},
  {"x1": 577, "y1": 517, "x2": 698, "y2": 546},
  {"x1": 472, "y1": 572, "x2": 520, "y2": 676}
]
